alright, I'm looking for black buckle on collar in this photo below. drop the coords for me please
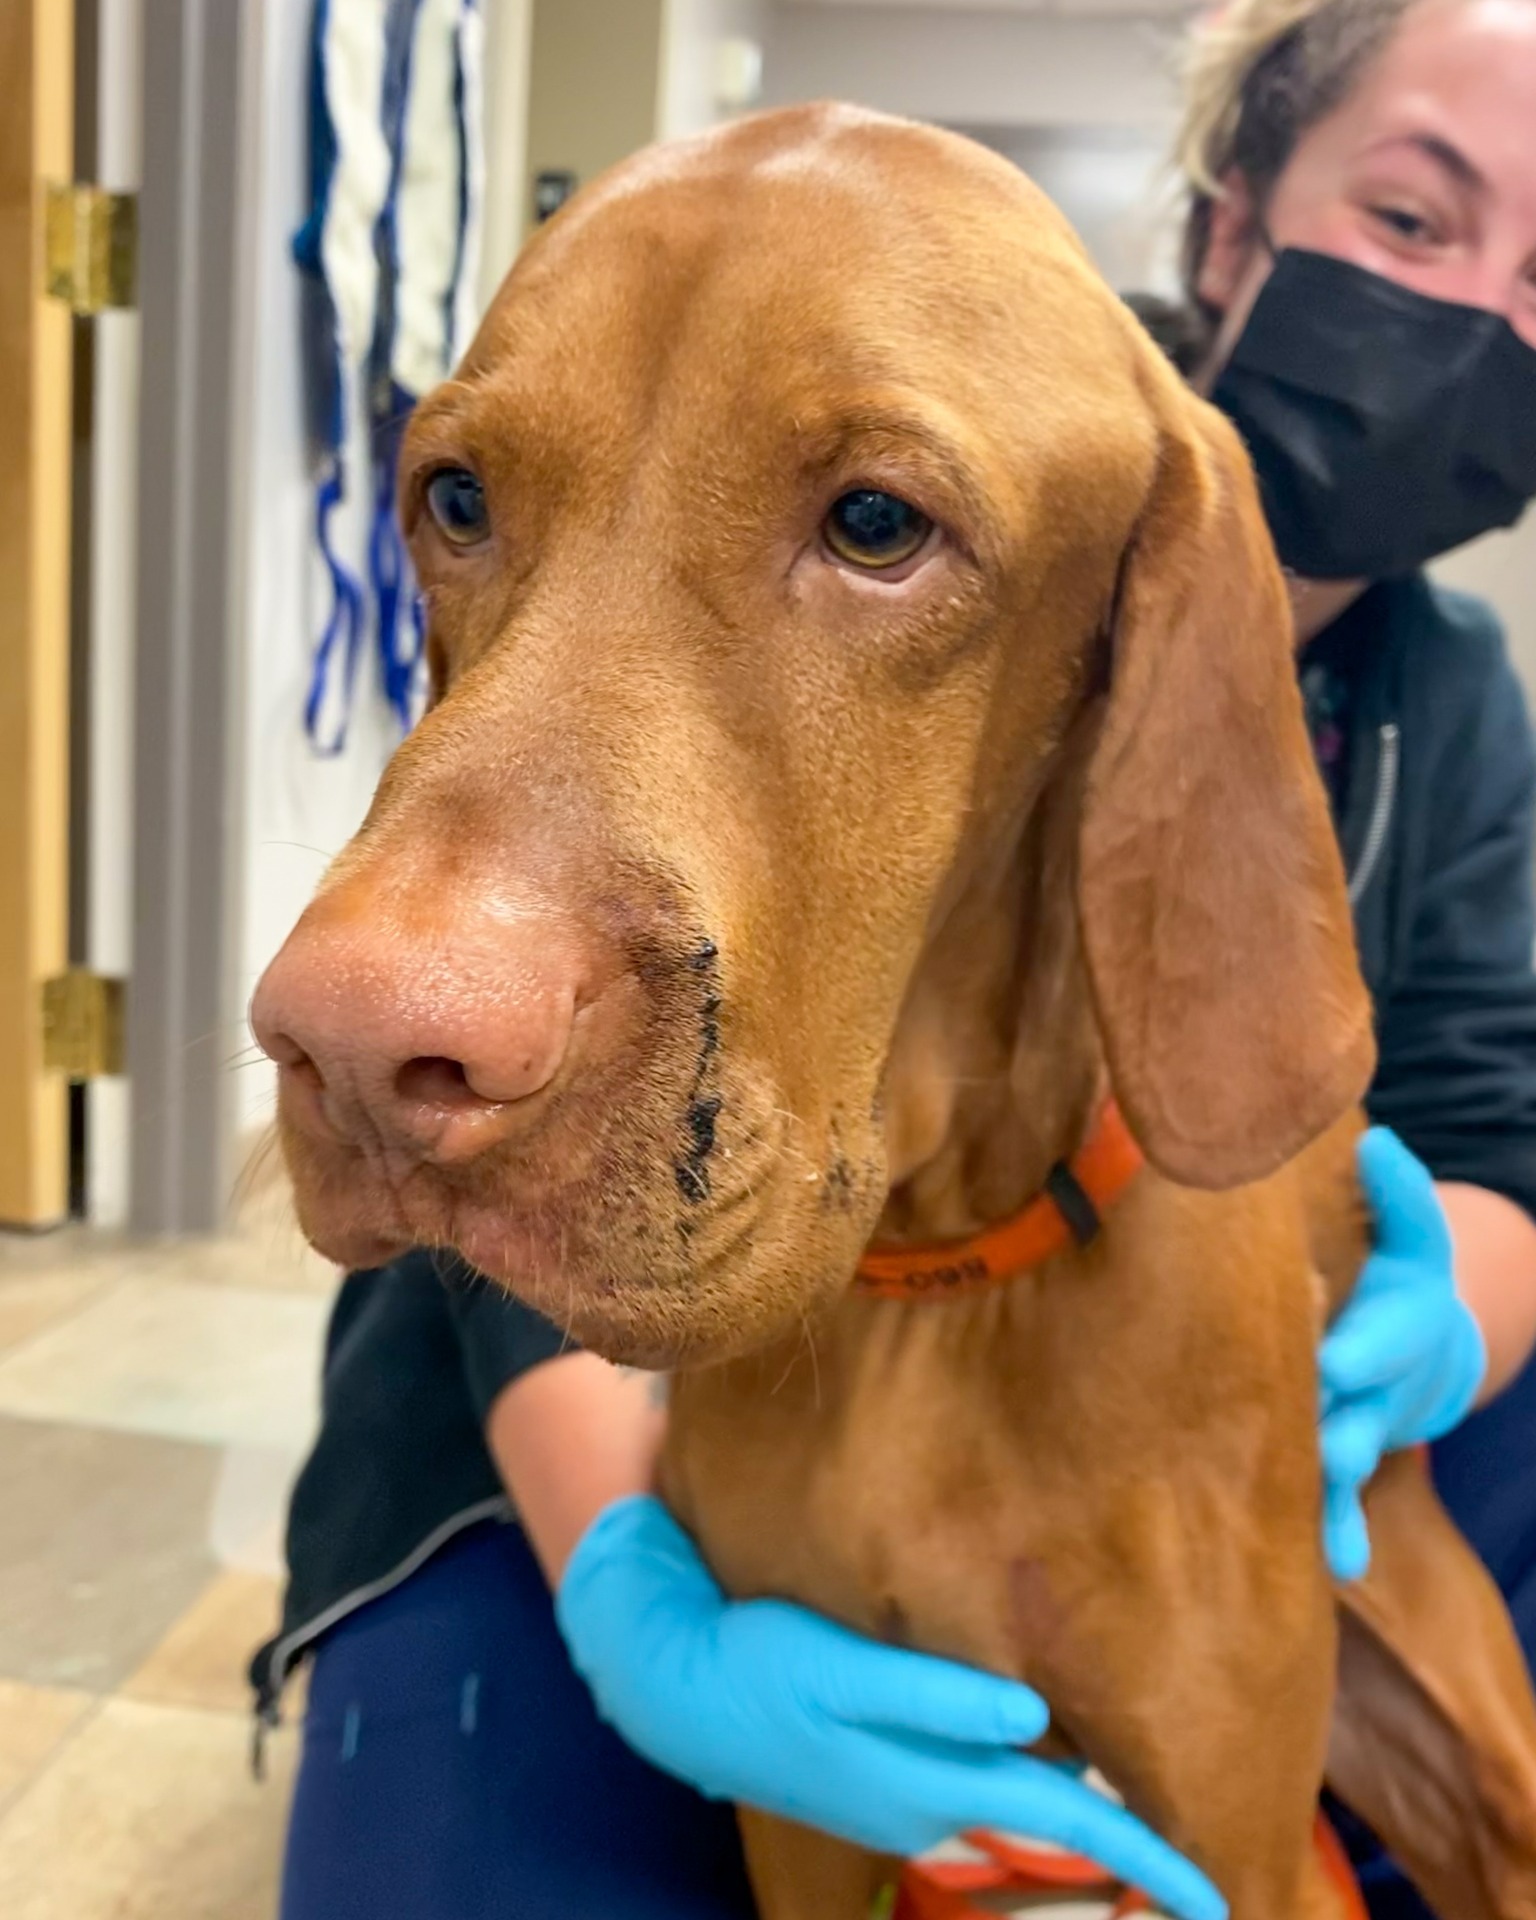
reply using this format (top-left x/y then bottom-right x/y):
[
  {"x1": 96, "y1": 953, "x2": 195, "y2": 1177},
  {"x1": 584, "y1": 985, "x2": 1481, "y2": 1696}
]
[{"x1": 1044, "y1": 1161, "x2": 1103, "y2": 1247}]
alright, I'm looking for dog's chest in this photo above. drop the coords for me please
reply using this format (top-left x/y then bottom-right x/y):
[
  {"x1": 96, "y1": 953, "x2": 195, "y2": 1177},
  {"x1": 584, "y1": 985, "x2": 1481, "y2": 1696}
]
[
  {"x1": 667, "y1": 1375, "x2": 1020, "y2": 1677},
  {"x1": 662, "y1": 1223, "x2": 1318, "y2": 1697},
  {"x1": 662, "y1": 1307, "x2": 1137, "y2": 1687}
]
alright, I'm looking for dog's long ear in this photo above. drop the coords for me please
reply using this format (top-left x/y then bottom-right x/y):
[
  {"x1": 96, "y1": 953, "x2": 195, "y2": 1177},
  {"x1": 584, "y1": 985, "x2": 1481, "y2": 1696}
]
[
  {"x1": 1327, "y1": 1452, "x2": 1536, "y2": 1920},
  {"x1": 1079, "y1": 386, "x2": 1373, "y2": 1189}
]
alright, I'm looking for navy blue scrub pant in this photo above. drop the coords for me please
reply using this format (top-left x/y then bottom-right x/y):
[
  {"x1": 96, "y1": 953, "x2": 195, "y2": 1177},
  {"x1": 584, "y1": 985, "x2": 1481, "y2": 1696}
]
[
  {"x1": 281, "y1": 1353, "x2": 1536, "y2": 1920},
  {"x1": 279, "y1": 1520, "x2": 756, "y2": 1920}
]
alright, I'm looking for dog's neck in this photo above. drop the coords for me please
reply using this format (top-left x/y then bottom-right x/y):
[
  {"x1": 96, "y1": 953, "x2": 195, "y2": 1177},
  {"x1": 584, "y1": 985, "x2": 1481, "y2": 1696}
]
[{"x1": 875, "y1": 729, "x2": 1104, "y2": 1245}]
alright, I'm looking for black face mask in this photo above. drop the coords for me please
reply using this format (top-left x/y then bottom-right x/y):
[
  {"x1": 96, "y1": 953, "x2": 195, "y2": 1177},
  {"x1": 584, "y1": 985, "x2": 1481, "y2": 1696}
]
[{"x1": 1211, "y1": 248, "x2": 1536, "y2": 580}]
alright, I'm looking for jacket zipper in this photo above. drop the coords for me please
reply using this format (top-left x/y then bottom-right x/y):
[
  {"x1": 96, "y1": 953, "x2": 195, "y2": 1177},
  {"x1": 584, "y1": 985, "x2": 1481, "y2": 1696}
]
[
  {"x1": 1347, "y1": 722, "x2": 1399, "y2": 907},
  {"x1": 250, "y1": 1493, "x2": 511, "y2": 1774}
]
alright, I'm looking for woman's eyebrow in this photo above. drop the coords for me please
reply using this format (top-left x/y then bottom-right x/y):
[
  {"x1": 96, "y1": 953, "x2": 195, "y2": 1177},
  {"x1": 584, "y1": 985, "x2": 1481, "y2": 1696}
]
[{"x1": 1364, "y1": 131, "x2": 1488, "y2": 196}]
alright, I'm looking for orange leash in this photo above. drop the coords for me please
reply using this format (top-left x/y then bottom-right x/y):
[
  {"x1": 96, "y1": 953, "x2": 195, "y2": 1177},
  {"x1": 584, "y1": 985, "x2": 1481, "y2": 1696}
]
[
  {"x1": 892, "y1": 1815, "x2": 1367, "y2": 1920},
  {"x1": 1314, "y1": 1810, "x2": 1371, "y2": 1920}
]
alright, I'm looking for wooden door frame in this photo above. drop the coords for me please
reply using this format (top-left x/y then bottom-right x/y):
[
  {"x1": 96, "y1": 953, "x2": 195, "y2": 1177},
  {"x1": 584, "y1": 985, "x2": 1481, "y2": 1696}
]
[{"x1": 0, "y1": 0, "x2": 74, "y2": 1228}]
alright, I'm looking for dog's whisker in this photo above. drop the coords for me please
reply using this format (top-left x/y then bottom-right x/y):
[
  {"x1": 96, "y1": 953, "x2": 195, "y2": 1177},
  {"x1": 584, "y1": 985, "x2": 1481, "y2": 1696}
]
[
  {"x1": 800, "y1": 1308, "x2": 823, "y2": 1414},
  {"x1": 261, "y1": 839, "x2": 340, "y2": 860},
  {"x1": 230, "y1": 1126, "x2": 284, "y2": 1219},
  {"x1": 557, "y1": 1220, "x2": 577, "y2": 1344},
  {"x1": 179, "y1": 1020, "x2": 263, "y2": 1061}
]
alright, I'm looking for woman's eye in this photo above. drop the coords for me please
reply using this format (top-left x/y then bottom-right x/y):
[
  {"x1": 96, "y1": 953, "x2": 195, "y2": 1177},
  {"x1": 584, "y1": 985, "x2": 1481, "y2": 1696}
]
[
  {"x1": 1368, "y1": 204, "x2": 1436, "y2": 245},
  {"x1": 424, "y1": 468, "x2": 489, "y2": 546},
  {"x1": 823, "y1": 490, "x2": 933, "y2": 570}
]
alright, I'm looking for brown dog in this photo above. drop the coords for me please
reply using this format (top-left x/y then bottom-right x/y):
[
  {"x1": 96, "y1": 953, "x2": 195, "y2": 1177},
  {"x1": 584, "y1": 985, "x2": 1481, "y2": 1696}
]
[{"x1": 253, "y1": 106, "x2": 1536, "y2": 1920}]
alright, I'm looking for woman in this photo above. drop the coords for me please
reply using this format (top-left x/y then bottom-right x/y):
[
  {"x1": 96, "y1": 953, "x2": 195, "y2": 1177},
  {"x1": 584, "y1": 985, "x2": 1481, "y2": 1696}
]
[
  {"x1": 262, "y1": 4, "x2": 1536, "y2": 1915},
  {"x1": 1156, "y1": 0, "x2": 1536, "y2": 1909}
]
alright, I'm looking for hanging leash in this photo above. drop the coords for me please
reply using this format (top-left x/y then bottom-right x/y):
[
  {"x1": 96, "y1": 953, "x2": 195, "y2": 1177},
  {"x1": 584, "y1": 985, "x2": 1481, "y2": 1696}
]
[
  {"x1": 886, "y1": 1813, "x2": 1367, "y2": 1920},
  {"x1": 368, "y1": 0, "x2": 485, "y2": 734},
  {"x1": 295, "y1": 0, "x2": 483, "y2": 752},
  {"x1": 294, "y1": 0, "x2": 390, "y2": 754}
]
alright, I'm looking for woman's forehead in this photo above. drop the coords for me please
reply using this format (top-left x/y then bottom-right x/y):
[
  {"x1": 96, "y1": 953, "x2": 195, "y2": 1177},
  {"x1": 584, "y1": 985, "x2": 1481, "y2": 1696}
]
[{"x1": 1299, "y1": 0, "x2": 1536, "y2": 193}]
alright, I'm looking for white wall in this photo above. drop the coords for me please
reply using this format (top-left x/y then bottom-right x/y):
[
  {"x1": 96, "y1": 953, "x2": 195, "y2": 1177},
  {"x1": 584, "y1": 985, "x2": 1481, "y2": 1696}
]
[
  {"x1": 660, "y1": 0, "x2": 771, "y2": 138},
  {"x1": 84, "y1": 0, "x2": 144, "y2": 1224},
  {"x1": 761, "y1": 6, "x2": 1186, "y2": 128},
  {"x1": 958, "y1": 121, "x2": 1176, "y2": 293}
]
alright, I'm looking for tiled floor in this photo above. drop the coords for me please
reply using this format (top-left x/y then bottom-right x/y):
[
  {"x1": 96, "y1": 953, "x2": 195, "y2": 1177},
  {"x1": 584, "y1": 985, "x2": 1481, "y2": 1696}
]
[{"x1": 0, "y1": 1199, "x2": 338, "y2": 1917}]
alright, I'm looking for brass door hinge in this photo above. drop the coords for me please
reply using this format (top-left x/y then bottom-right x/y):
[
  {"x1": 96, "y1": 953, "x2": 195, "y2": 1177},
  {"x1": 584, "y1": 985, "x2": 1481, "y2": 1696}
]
[
  {"x1": 44, "y1": 183, "x2": 137, "y2": 313},
  {"x1": 42, "y1": 971, "x2": 127, "y2": 1078}
]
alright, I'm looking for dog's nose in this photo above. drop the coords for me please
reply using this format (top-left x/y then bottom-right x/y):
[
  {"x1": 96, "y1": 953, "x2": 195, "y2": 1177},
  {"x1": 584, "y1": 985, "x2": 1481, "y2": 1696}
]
[{"x1": 251, "y1": 903, "x2": 584, "y2": 1164}]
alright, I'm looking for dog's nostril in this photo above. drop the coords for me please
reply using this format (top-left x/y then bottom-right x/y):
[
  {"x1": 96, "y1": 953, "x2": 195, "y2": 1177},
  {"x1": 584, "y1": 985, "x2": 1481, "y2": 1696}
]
[
  {"x1": 395, "y1": 1055, "x2": 491, "y2": 1113},
  {"x1": 264, "y1": 1027, "x2": 327, "y2": 1093},
  {"x1": 288, "y1": 1052, "x2": 326, "y2": 1097}
]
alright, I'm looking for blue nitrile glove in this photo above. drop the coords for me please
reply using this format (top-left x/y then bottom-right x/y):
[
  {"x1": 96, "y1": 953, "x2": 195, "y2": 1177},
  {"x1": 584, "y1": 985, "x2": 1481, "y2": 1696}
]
[
  {"x1": 555, "y1": 1494, "x2": 1226, "y2": 1920},
  {"x1": 1318, "y1": 1127, "x2": 1487, "y2": 1581}
]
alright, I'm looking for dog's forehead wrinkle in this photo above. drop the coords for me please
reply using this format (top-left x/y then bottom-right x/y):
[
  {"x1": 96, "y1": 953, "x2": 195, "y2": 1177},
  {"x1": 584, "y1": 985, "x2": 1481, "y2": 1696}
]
[
  {"x1": 464, "y1": 305, "x2": 1144, "y2": 604},
  {"x1": 459, "y1": 171, "x2": 1146, "y2": 558},
  {"x1": 489, "y1": 134, "x2": 1110, "y2": 409}
]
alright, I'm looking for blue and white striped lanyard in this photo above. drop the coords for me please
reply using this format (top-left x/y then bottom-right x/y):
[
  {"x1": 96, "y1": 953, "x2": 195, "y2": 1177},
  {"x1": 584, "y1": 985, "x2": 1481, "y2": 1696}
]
[{"x1": 294, "y1": 0, "x2": 482, "y2": 754}]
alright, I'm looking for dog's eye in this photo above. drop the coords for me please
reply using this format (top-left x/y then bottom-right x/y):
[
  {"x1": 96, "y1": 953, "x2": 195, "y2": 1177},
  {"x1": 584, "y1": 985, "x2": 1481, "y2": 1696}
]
[
  {"x1": 823, "y1": 490, "x2": 932, "y2": 570},
  {"x1": 424, "y1": 468, "x2": 489, "y2": 546}
]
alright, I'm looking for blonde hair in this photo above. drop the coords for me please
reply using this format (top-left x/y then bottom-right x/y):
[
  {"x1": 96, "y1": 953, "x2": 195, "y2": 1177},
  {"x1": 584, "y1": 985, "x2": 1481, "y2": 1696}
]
[
  {"x1": 1134, "y1": 0, "x2": 1418, "y2": 366},
  {"x1": 1177, "y1": 0, "x2": 1414, "y2": 197}
]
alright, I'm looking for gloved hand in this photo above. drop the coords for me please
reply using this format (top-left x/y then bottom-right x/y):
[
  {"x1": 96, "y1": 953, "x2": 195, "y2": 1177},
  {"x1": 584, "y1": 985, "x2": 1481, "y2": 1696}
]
[
  {"x1": 1318, "y1": 1127, "x2": 1487, "y2": 1581},
  {"x1": 556, "y1": 1494, "x2": 1226, "y2": 1920}
]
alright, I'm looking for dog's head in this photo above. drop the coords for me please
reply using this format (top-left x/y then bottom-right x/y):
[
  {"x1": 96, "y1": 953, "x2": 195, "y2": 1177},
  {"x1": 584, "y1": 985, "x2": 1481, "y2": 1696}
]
[{"x1": 253, "y1": 105, "x2": 1371, "y2": 1364}]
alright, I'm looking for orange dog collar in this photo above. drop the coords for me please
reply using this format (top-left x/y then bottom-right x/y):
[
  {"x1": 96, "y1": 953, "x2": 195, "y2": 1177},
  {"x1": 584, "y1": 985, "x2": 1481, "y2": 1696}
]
[{"x1": 854, "y1": 1100, "x2": 1143, "y2": 1303}]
